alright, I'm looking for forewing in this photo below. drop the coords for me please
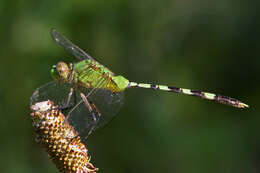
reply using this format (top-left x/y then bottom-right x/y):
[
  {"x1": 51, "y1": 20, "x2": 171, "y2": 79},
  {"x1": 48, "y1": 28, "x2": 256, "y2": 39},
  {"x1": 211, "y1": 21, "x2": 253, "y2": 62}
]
[
  {"x1": 51, "y1": 28, "x2": 94, "y2": 61},
  {"x1": 30, "y1": 81, "x2": 124, "y2": 139},
  {"x1": 30, "y1": 81, "x2": 72, "y2": 107}
]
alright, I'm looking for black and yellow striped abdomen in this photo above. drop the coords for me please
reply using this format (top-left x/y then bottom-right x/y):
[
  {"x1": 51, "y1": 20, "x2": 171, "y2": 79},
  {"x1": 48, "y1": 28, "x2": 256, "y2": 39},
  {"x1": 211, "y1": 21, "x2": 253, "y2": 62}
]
[{"x1": 128, "y1": 82, "x2": 248, "y2": 108}]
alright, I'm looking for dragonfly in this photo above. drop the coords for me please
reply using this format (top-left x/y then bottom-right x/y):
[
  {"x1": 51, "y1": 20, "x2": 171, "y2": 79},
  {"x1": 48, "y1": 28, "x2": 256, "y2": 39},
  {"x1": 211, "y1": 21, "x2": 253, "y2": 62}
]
[{"x1": 31, "y1": 28, "x2": 249, "y2": 140}]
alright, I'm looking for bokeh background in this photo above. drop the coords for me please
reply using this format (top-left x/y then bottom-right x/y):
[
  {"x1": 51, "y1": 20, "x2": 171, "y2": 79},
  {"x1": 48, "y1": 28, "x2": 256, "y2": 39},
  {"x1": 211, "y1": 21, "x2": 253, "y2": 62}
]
[{"x1": 0, "y1": 0, "x2": 259, "y2": 173}]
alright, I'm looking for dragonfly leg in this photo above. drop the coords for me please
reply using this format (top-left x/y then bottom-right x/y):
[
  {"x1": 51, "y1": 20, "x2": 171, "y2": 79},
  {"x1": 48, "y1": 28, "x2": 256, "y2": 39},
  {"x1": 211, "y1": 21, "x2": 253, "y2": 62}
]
[
  {"x1": 66, "y1": 94, "x2": 101, "y2": 144},
  {"x1": 89, "y1": 100, "x2": 101, "y2": 121},
  {"x1": 64, "y1": 89, "x2": 79, "y2": 121},
  {"x1": 80, "y1": 92, "x2": 101, "y2": 141},
  {"x1": 59, "y1": 87, "x2": 74, "y2": 110},
  {"x1": 50, "y1": 88, "x2": 75, "y2": 113}
]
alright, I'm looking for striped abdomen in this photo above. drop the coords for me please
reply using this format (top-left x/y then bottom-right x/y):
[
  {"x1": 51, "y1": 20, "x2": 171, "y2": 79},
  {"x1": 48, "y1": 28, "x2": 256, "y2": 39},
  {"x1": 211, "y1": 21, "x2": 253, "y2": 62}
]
[{"x1": 128, "y1": 82, "x2": 248, "y2": 108}]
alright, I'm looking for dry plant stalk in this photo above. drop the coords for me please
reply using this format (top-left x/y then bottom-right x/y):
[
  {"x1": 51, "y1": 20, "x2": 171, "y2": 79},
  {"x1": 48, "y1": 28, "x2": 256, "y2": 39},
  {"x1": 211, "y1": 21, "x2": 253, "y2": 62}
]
[{"x1": 30, "y1": 100, "x2": 98, "y2": 173}]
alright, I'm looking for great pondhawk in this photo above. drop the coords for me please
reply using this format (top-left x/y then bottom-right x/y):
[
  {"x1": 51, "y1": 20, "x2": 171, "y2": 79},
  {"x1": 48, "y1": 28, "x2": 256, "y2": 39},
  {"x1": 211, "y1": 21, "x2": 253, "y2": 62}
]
[{"x1": 30, "y1": 28, "x2": 248, "y2": 140}]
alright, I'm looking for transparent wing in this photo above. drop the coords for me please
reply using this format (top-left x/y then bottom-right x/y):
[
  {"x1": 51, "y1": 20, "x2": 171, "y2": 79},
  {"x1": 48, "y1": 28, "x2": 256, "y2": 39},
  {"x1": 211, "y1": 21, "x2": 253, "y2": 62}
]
[
  {"x1": 51, "y1": 28, "x2": 94, "y2": 61},
  {"x1": 30, "y1": 81, "x2": 72, "y2": 107},
  {"x1": 30, "y1": 81, "x2": 124, "y2": 138}
]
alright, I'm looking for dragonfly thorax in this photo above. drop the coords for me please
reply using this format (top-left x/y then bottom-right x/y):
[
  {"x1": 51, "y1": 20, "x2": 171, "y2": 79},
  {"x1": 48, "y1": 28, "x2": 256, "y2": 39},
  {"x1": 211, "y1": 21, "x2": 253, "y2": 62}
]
[{"x1": 50, "y1": 61, "x2": 72, "y2": 83}]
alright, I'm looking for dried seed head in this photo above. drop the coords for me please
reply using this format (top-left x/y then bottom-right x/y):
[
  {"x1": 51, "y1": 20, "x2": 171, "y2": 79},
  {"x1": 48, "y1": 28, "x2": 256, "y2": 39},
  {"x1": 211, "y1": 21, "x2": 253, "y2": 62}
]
[{"x1": 31, "y1": 100, "x2": 98, "y2": 173}]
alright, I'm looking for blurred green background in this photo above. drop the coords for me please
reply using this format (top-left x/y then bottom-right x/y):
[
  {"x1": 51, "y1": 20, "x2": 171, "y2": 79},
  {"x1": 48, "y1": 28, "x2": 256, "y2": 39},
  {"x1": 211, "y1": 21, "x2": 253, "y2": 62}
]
[{"x1": 0, "y1": 0, "x2": 259, "y2": 173}]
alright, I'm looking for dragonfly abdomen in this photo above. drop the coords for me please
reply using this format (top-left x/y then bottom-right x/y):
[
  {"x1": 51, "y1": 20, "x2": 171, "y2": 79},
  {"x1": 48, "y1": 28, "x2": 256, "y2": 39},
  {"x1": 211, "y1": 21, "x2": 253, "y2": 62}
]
[{"x1": 128, "y1": 82, "x2": 248, "y2": 108}]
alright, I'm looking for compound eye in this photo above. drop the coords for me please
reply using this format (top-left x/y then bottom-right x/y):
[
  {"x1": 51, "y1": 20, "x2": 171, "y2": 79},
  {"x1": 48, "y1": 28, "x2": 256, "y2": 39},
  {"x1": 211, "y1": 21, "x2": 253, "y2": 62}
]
[
  {"x1": 50, "y1": 65, "x2": 59, "y2": 80},
  {"x1": 56, "y1": 61, "x2": 70, "y2": 80}
]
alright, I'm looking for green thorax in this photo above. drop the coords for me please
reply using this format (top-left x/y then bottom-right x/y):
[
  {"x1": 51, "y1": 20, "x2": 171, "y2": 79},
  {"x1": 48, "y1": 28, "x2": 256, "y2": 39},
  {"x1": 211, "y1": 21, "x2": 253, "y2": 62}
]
[{"x1": 73, "y1": 60, "x2": 129, "y2": 92}]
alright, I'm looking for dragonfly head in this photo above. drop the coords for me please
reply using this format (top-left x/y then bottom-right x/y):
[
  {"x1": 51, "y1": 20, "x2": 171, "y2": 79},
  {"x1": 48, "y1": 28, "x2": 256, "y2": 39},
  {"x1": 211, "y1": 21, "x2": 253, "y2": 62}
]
[{"x1": 50, "y1": 61, "x2": 70, "y2": 82}]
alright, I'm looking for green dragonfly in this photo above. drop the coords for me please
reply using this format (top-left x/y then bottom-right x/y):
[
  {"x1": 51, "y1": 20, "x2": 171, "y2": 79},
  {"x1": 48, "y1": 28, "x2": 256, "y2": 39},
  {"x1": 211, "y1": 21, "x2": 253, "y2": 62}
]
[{"x1": 31, "y1": 28, "x2": 248, "y2": 140}]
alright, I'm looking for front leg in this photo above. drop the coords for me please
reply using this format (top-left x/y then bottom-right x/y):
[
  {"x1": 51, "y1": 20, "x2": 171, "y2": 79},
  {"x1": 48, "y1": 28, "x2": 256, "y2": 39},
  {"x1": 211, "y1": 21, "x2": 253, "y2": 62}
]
[
  {"x1": 59, "y1": 63, "x2": 76, "y2": 110},
  {"x1": 59, "y1": 87, "x2": 74, "y2": 110}
]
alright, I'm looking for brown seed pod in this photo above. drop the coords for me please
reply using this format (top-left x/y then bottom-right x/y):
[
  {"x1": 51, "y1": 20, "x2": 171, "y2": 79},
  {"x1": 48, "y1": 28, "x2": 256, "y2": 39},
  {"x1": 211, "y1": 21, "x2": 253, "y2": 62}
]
[{"x1": 30, "y1": 100, "x2": 98, "y2": 173}]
